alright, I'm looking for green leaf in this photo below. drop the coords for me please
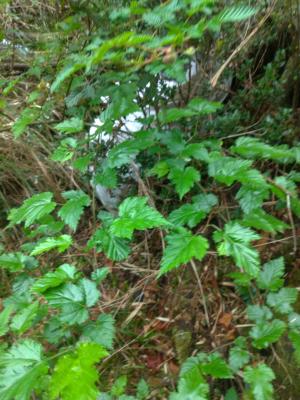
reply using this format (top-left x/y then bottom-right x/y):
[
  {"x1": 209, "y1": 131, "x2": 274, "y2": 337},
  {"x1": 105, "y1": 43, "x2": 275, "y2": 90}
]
[
  {"x1": 267, "y1": 288, "x2": 298, "y2": 314},
  {"x1": 160, "y1": 229, "x2": 208, "y2": 275},
  {"x1": 208, "y1": 156, "x2": 252, "y2": 186},
  {"x1": 217, "y1": 5, "x2": 256, "y2": 23},
  {"x1": 242, "y1": 209, "x2": 288, "y2": 233},
  {"x1": 243, "y1": 364, "x2": 275, "y2": 400},
  {"x1": 288, "y1": 330, "x2": 300, "y2": 364},
  {"x1": 0, "y1": 253, "x2": 26, "y2": 272},
  {"x1": 58, "y1": 190, "x2": 91, "y2": 231},
  {"x1": 169, "y1": 193, "x2": 217, "y2": 228},
  {"x1": 0, "y1": 340, "x2": 48, "y2": 400},
  {"x1": 31, "y1": 264, "x2": 77, "y2": 293},
  {"x1": 8, "y1": 192, "x2": 56, "y2": 228},
  {"x1": 45, "y1": 278, "x2": 99, "y2": 325},
  {"x1": 94, "y1": 168, "x2": 118, "y2": 189},
  {"x1": 201, "y1": 353, "x2": 232, "y2": 378},
  {"x1": 229, "y1": 338, "x2": 250, "y2": 373},
  {"x1": 82, "y1": 314, "x2": 115, "y2": 350},
  {"x1": 136, "y1": 379, "x2": 149, "y2": 400},
  {"x1": 10, "y1": 302, "x2": 39, "y2": 334},
  {"x1": 55, "y1": 117, "x2": 84, "y2": 134},
  {"x1": 236, "y1": 186, "x2": 269, "y2": 214},
  {"x1": 50, "y1": 342, "x2": 108, "y2": 400},
  {"x1": 250, "y1": 319, "x2": 286, "y2": 349},
  {"x1": 51, "y1": 58, "x2": 85, "y2": 92},
  {"x1": 232, "y1": 137, "x2": 297, "y2": 163},
  {"x1": 12, "y1": 108, "x2": 39, "y2": 138},
  {"x1": 256, "y1": 257, "x2": 285, "y2": 292},
  {"x1": 0, "y1": 305, "x2": 14, "y2": 337},
  {"x1": 30, "y1": 235, "x2": 72, "y2": 256},
  {"x1": 170, "y1": 366, "x2": 209, "y2": 400},
  {"x1": 169, "y1": 204, "x2": 206, "y2": 228},
  {"x1": 213, "y1": 222, "x2": 260, "y2": 277},
  {"x1": 111, "y1": 376, "x2": 127, "y2": 396},
  {"x1": 91, "y1": 268, "x2": 109, "y2": 284},
  {"x1": 247, "y1": 305, "x2": 273, "y2": 323},
  {"x1": 111, "y1": 197, "x2": 168, "y2": 239},
  {"x1": 158, "y1": 97, "x2": 221, "y2": 123},
  {"x1": 169, "y1": 166, "x2": 200, "y2": 199},
  {"x1": 224, "y1": 388, "x2": 238, "y2": 400},
  {"x1": 87, "y1": 228, "x2": 130, "y2": 261}
]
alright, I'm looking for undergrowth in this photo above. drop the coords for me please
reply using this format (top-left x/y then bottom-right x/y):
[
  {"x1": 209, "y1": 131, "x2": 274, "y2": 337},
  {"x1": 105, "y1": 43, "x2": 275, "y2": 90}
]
[{"x1": 0, "y1": 1, "x2": 299, "y2": 399}]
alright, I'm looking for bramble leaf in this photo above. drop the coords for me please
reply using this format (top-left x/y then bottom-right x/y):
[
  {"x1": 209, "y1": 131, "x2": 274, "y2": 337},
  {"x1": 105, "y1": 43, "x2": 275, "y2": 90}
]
[
  {"x1": 0, "y1": 340, "x2": 48, "y2": 400},
  {"x1": 160, "y1": 229, "x2": 208, "y2": 275},
  {"x1": 58, "y1": 190, "x2": 91, "y2": 231},
  {"x1": 8, "y1": 192, "x2": 56, "y2": 228},
  {"x1": 30, "y1": 235, "x2": 72, "y2": 256},
  {"x1": 213, "y1": 222, "x2": 260, "y2": 277},
  {"x1": 267, "y1": 288, "x2": 298, "y2": 314},
  {"x1": 256, "y1": 257, "x2": 285, "y2": 292},
  {"x1": 111, "y1": 197, "x2": 168, "y2": 239},
  {"x1": 169, "y1": 166, "x2": 200, "y2": 199},
  {"x1": 31, "y1": 264, "x2": 77, "y2": 293},
  {"x1": 50, "y1": 342, "x2": 108, "y2": 400},
  {"x1": 82, "y1": 314, "x2": 115, "y2": 350},
  {"x1": 243, "y1": 364, "x2": 275, "y2": 400}
]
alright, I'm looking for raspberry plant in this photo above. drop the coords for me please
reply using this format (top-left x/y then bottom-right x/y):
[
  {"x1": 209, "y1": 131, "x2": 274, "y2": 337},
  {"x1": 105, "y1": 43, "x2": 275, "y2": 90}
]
[{"x1": 0, "y1": 1, "x2": 299, "y2": 399}]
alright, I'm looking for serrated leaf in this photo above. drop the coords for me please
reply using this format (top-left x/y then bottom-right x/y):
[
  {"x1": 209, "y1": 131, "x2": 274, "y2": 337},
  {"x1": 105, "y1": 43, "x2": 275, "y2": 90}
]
[
  {"x1": 0, "y1": 340, "x2": 48, "y2": 400},
  {"x1": 111, "y1": 376, "x2": 127, "y2": 396},
  {"x1": 94, "y1": 168, "x2": 117, "y2": 189},
  {"x1": 55, "y1": 117, "x2": 84, "y2": 134},
  {"x1": 170, "y1": 365, "x2": 209, "y2": 400},
  {"x1": 58, "y1": 190, "x2": 90, "y2": 231},
  {"x1": 236, "y1": 186, "x2": 269, "y2": 214},
  {"x1": 8, "y1": 192, "x2": 56, "y2": 228},
  {"x1": 10, "y1": 302, "x2": 39, "y2": 334},
  {"x1": 229, "y1": 343, "x2": 250, "y2": 373},
  {"x1": 250, "y1": 319, "x2": 286, "y2": 349},
  {"x1": 30, "y1": 235, "x2": 72, "y2": 256},
  {"x1": 169, "y1": 166, "x2": 200, "y2": 199},
  {"x1": 82, "y1": 314, "x2": 115, "y2": 350},
  {"x1": 169, "y1": 193, "x2": 217, "y2": 228},
  {"x1": 247, "y1": 305, "x2": 273, "y2": 323},
  {"x1": 159, "y1": 97, "x2": 221, "y2": 123},
  {"x1": 50, "y1": 342, "x2": 108, "y2": 400},
  {"x1": 242, "y1": 209, "x2": 288, "y2": 233},
  {"x1": 0, "y1": 305, "x2": 14, "y2": 337},
  {"x1": 0, "y1": 253, "x2": 26, "y2": 272},
  {"x1": 201, "y1": 353, "x2": 232, "y2": 378},
  {"x1": 213, "y1": 222, "x2": 260, "y2": 277},
  {"x1": 267, "y1": 288, "x2": 298, "y2": 314},
  {"x1": 160, "y1": 229, "x2": 208, "y2": 275},
  {"x1": 111, "y1": 197, "x2": 168, "y2": 239},
  {"x1": 288, "y1": 330, "x2": 300, "y2": 364},
  {"x1": 51, "y1": 58, "x2": 85, "y2": 92},
  {"x1": 243, "y1": 364, "x2": 275, "y2": 400},
  {"x1": 218, "y1": 5, "x2": 256, "y2": 23},
  {"x1": 31, "y1": 264, "x2": 77, "y2": 293},
  {"x1": 257, "y1": 257, "x2": 285, "y2": 291},
  {"x1": 12, "y1": 108, "x2": 39, "y2": 138},
  {"x1": 45, "y1": 278, "x2": 99, "y2": 325},
  {"x1": 208, "y1": 156, "x2": 252, "y2": 186},
  {"x1": 232, "y1": 136, "x2": 297, "y2": 163},
  {"x1": 169, "y1": 204, "x2": 206, "y2": 228},
  {"x1": 87, "y1": 228, "x2": 130, "y2": 261},
  {"x1": 136, "y1": 379, "x2": 149, "y2": 400}
]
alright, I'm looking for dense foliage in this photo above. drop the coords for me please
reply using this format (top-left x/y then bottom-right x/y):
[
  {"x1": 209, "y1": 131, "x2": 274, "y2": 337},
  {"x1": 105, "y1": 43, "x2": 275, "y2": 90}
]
[{"x1": 0, "y1": 0, "x2": 299, "y2": 399}]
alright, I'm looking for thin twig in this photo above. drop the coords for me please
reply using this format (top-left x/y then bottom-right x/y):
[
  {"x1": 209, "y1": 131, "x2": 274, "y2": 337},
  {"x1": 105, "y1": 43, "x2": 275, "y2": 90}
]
[
  {"x1": 190, "y1": 259, "x2": 210, "y2": 327},
  {"x1": 211, "y1": 2, "x2": 276, "y2": 87}
]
